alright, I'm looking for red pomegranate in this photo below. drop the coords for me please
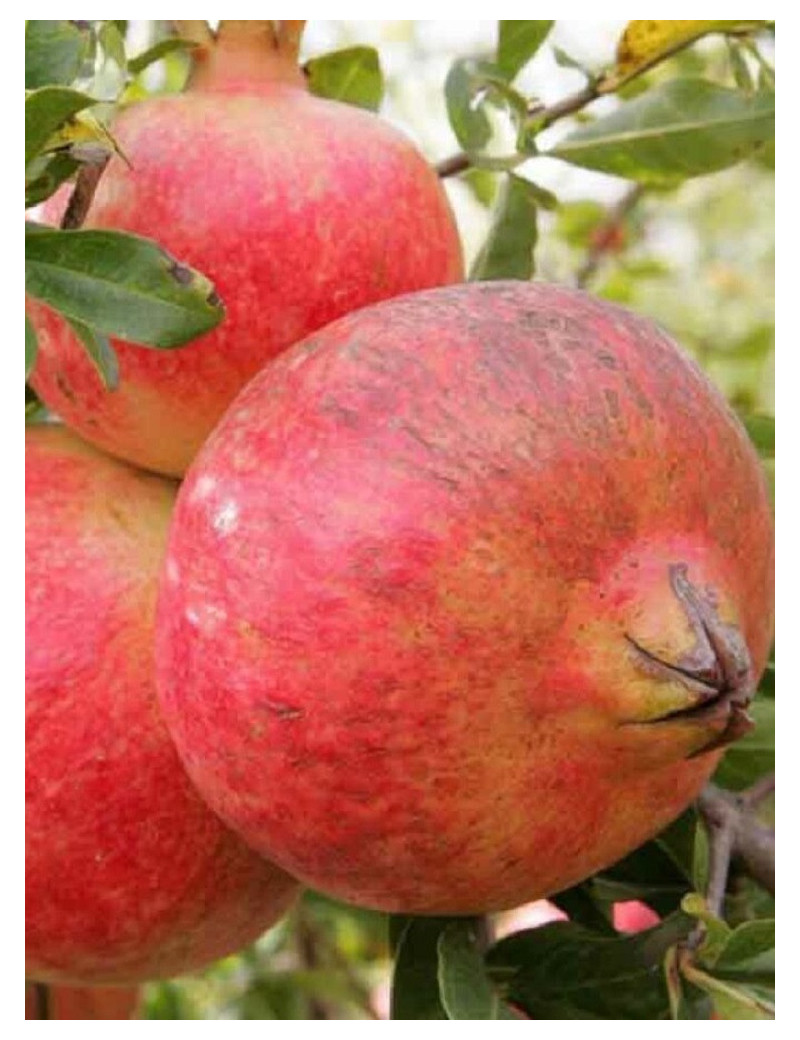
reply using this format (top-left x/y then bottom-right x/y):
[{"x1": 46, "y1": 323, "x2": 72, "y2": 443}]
[
  {"x1": 154, "y1": 281, "x2": 774, "y2": 914},
  {"x1": 28, "y1": 21, "x2": 463, "y2": 476},
  {"x1": 26, "y1": 426, "x2": 299, "y2": 983}
]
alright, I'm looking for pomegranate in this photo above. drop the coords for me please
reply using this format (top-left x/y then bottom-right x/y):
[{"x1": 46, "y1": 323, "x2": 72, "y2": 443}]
[
  {"x1": 154, "y1": 281, "x2": 774, "y2": 914},
  {"x1": 28, "y1": 21, "x2": 463, "y2": 477},
  {"x1": 26, "y1": 426, "x2": 299, "y2": 983}
]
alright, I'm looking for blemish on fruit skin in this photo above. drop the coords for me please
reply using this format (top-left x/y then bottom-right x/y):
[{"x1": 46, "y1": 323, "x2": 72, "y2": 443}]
[{"x1": 213, "y1": 500, "x2": 239, "y2": 535}]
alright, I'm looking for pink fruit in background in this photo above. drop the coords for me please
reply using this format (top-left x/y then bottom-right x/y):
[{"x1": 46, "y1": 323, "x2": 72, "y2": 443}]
[
  {"x1": 155, "y1": 281, "x2": 774, "y2": 914},
  {"x1": 26, "y1": 427, "x2": 299, "y2": 984},
  {"x1": 28, "y1": 21, "x2": 463, "y2": 477},
  {"x1": 612, "y1": 901, "x2": 661, "y2": 933}
]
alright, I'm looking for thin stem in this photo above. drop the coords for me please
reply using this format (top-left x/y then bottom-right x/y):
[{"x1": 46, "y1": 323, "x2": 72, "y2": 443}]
[
  {"x1": 436, "y1": 82, "x2": 599, "y2": 179},
  {"x1": 60, "y1": 156, "x2": 110, "y2": 231},
  {"x1": 575, "y1": 184, "x2": 644, "y2": 289},
  {"x1": 696, "y1": 779, "x2": 776, "y2": 914}
]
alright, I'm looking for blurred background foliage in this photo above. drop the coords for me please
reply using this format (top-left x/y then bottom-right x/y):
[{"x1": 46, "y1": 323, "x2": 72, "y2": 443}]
[{"x1": 26, "y1": 19, "x2": 774, "y2": 1021}]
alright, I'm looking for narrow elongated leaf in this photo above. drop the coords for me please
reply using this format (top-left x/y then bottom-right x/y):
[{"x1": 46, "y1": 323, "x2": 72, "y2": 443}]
[
  {"x1": 713, "y1": 919, "x2": 774, "y2": 982},
  {"x1": 487, "y1": 912, "x2": 694, "y2": 1019},
  {"x1": 128, "y1": 37, "x2": 197, "y2": 75},
  {"x1": 470, "y1": 173, "x2": 539, "y2": 281},
  {"x1": 25, "y1": 87, "x2": 98, "y2": 165},
  {"x1": 66, "y1": 317, "x2": 120, "y2": 390},
  {"x1": 681, "y1": 958, "x2": 774, "y2": 1018},
  {"x1": 551, "y1": 79, "x2": 774, "y2": 186},
  {"x1": 25, "y1": 20, "x2": 90, "y2": 89},
  {"x1": 437, "y1": 920, "x2": 516, "y2": 1019},
  {"x1": 25, "y1": 226, "x2": 224, "y2": 348},
  {"x1": 98, "y1": 21, "x2": 127, "y2": 71},
  {"x1": 496, "y1": 21, "x2": 553, "y2": 80},
  {"x1": 445, "y1": 58, "x2": 527, "y2": 155},
  {"x1": 25, "y1": 314, "x2": 38, "y2": 380},
  {"x1": 390, "y1": 917, "x2": 451, "y2": 1019},
  {"x1": 305, "y1": 47, "x2": 384, "y2": 112},
  {"x1": 601, "y1": 21, "x2": 769, "y2": 92}
]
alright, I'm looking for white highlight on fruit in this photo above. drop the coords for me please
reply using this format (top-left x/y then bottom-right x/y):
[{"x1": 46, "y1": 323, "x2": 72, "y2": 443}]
[
  {"x1": 185, "y1": 602, "x2": 228, "y2": 633},
  {"x1": 212, "y1": 499, "x2": 239, "y2": 535},
  {"x1": 192, "y1": 475, "x2": 218, "y2": 501},
  {"x1": 165, "y1": 558, "x2": 180, "y2": 583}
]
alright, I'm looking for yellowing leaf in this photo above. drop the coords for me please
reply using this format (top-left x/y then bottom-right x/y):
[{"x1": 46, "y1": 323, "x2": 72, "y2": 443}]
[
  {"x1": 42, "y1": 109, "x2": 128, "y2": 166},
  {"x1": 600, "y1": 21, "x2": 768, "y2": 93}
]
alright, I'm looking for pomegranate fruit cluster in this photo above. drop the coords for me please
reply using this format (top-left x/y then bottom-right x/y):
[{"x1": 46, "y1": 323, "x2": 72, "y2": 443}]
[{"x1": 26, "y1": 22, "x2": 773, "y2": 988}]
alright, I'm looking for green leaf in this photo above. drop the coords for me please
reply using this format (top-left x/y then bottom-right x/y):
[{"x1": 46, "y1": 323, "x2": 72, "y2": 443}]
[
  {"x1": 445, "y1": 58, "x2": 527, "y2": 155},
  {"x1": 25, "y1": 226, "x2": 224, "y2": 349},
  {"x1": 487, "y1": 912, "x2": 694, "y2": 1019},
  {"x1": 551, "y1": 79, "x2": 774, "y2": 186},
  {"x1": 98, "y1": 21, "x2": 127, "y2": 71},
  {"x1": 25, "y1": 152, "x2": 81, "y2": 208},
  {"x1": 551, "y1": 882, "x2": 616, "y2": 935},
  {"x1": 66, "y1": 317, "x2": 120, "y2": 390},
  {"x1": 470, "y1": 173, "x2": 539, "y2": 281},
  {"x1": 496, "y1": 21, "x2": 553, "y2": 80},
  {"x1": 25, "y1": 314, "x2": 38, "y2": 380},
  {"x1": 681, "y1": 959, "x2": 774, "y2": 1019},
  {"x1": 713, "y1": 919, "x2": 774, "y2": 981},
  {"x1": 390, "y1": 917, "x2": 451, "y2": 1019},
  {"x1": 437, "y1": 920, "x2": 517, "y2": 1019},
  {"x1": 305, "y1": 47, "x2": 384, "y2": 112},
  {"x1": 691, "y1": 818, "x2": 710, "y2": 895},
  {"x1": 713, "y1": 697, "x2": 774, "y2": 790},
  {"x1": 25, "y1": 20, "x2": 90, "y2": 89},
  {"x1": 680, "y1": 893, "x2": 731, "y2": 964},
  {"x1": 128, "y1": 37, "x2": 197, "y2": 76},
  {"x1": 25, "y1": 86, "x2": 98, "y2": 165},
  {"x1": 742, "y1": 413, "x2": 774, "y2": 456}
]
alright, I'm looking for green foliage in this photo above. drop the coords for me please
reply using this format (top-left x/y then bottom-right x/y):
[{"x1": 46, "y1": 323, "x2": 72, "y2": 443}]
[
  {"x1": 305, "y1": 47, "x2": 384, "y2": 111},
  {"x1": 25, "y1": 226, "x2": 224, "y2": 349},
  {"x1": 437, "y1": 921, "x2": 517, "y2": 1019},
  {"x1": 470, "y1": 173, "x2": 540, "y2": 280},
  {"x1": 496, "y1": 21, "x2": 553, "y2": 80},
  {"x1": 487, "y1": 913, "x2": 695, "y2": 1019},
  {"x1": 25, "y1": 20, "x2": 92, "y2": 89},
  {"x1": 551, "y1": 79, "x2": 774, "y2": 185}
]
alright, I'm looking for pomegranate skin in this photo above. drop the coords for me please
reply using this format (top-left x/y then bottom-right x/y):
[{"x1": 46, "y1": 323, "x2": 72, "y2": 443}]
[
  {"x1": 26, "y1": 427, "x2": 299, "y2": 984},
  {"x1": 155, "y1": 281, "x2": 774, "y2": 914},
  {"x1": 28, "y1": 75, "x2": 464, "y2": 477}
]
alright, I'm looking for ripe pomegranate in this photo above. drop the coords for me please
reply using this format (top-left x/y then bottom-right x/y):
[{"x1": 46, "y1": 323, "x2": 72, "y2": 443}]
[
  {"x1": 155, "y1": 281, "x2": 774, "y2": 914},
  {"x1": 28, "y1": 21, "x2": 463, "y2": 477},
  {"x1": 26, "y1": 426, "x2": 299, "y2": 984}
]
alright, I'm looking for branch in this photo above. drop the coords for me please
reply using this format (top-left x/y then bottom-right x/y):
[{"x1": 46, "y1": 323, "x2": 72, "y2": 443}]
[
  {"x1": 575, "y1": 184, "x2": 644, "y2": 288},
  {"x1": 436, "y1": 82, "x2": 598, "y2": 179},
  {"x1": 435, "y1": 27, "x2": 723, "y2": 180},
  {"x1": 60, "y1": 156, "x2": 110, "y2": 231},
  {"x1": 696, "y1": 776, "x2": 775, "y2": 916}
]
